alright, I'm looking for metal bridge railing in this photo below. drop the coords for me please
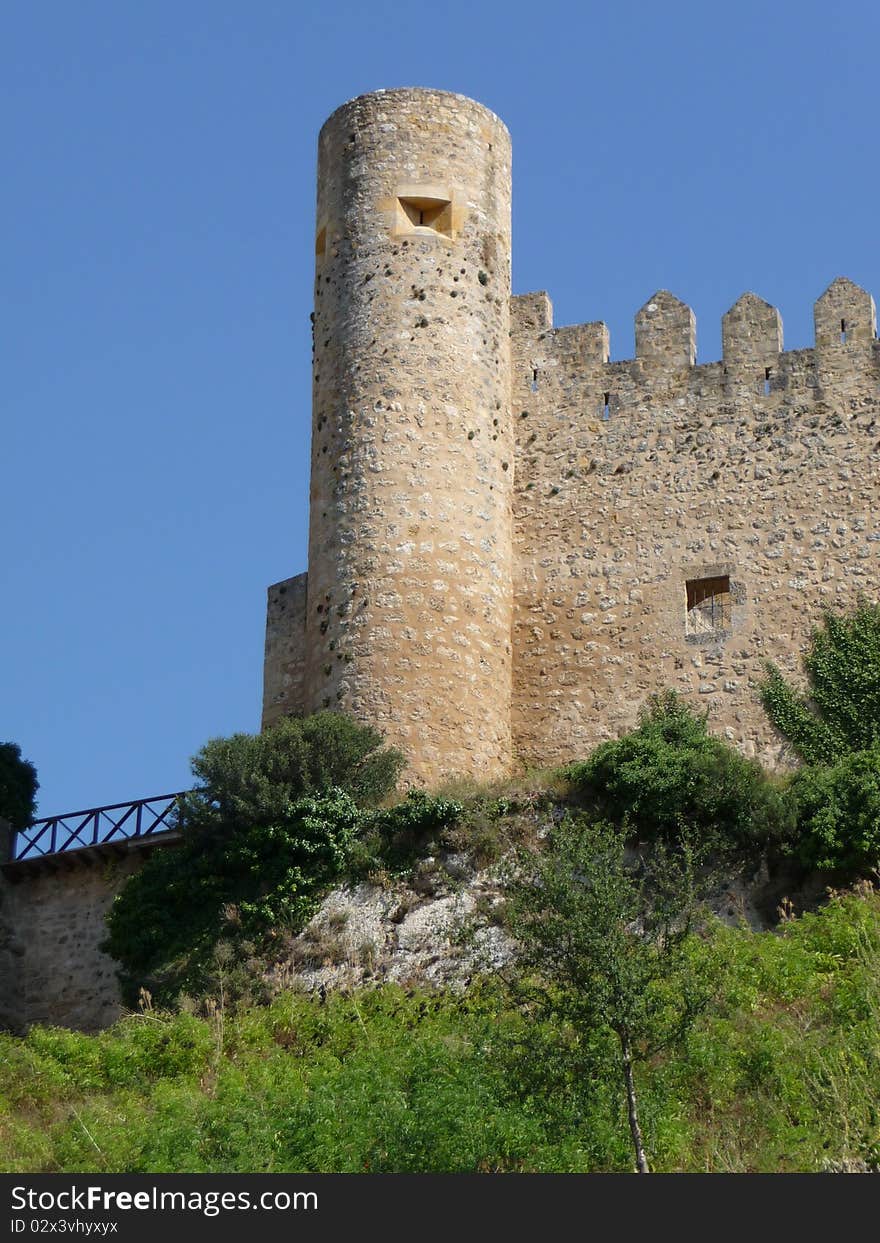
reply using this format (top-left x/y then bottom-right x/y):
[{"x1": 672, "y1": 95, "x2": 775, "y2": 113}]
[{"x1": 9, "y1": 792, "x2": 189, "y2": 862}]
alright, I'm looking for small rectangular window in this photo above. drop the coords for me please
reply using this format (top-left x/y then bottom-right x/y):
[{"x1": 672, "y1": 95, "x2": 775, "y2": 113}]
[
  {"x1": 763, "y1": 367, "x2": 771, "y2": 396},
  {"x1": 686, "y1": 575, "x2": 731, "y2": 635},
  {"x1": 396, "y1": 196, "x2": 453, "y2": 239}
]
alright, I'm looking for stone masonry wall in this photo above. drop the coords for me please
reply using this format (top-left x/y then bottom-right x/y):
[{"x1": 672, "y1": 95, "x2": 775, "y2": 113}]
[
  {"x1": 262, "y1": 572, "x2": 308, "y2": 728},
  {"x1": 0, "y1": 848, "x2": 162, "y2": 1033},
  {"x1": 510, "y1": 278, "x2": 880, "y2": 770}
]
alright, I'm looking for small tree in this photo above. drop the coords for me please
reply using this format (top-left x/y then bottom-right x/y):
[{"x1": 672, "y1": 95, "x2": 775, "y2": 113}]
[
  {"x1": 761, "y1": 599, "x2": 880, "y2": 764},
  {"x1": 504, "y1": 817, "x2": 715, "y2": 1172},
  {"x1": 0, "y1": 742, "x2": 38, "y2": 830}
]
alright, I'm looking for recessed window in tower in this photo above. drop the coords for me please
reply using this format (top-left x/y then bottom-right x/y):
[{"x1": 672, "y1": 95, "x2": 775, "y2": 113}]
[
  {"x1": 840, "y1": 318, "x2": 848, "y2": 343},
  {"x1": 395, "y1": 196, "x2": 453, "y2": 239},
  {"x1": 763, "y1": 368, "x2": 772, "y2": 396},
  {"x1": 315, "y1": 226, "x2": 327, "y2": 259},
  {"x1": 686, "y1": 575, "x2": 731, "y2": 636}
]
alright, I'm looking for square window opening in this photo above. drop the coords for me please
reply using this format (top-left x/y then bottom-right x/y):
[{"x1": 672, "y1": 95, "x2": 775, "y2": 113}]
[
  {"x1": 396, "y1": 196, "x2": 453, "y2": 239},
  {"x1": 686, "y1": 575, "x2": 731, "y2": 635}
]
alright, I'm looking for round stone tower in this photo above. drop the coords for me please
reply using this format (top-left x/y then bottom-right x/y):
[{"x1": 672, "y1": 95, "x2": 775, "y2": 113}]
[{"x1": 305, "y1": 88, "x2": 514, "y2": 783}]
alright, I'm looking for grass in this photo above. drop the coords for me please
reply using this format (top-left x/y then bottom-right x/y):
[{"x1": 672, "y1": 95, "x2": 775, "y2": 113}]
[{"x1": 2, "y1": 886, "x2": 878, "y2": 1173}]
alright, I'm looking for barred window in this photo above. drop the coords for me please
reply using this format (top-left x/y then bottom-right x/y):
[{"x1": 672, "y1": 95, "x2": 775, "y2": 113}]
[{"x1": 686, "y1": 575, "x2": 731, "y2": 635}]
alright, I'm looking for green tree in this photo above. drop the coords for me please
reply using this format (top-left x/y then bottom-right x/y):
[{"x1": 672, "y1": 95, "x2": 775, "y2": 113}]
[
  {"x1": 760, "y1": 600, "x2": 880, "y2": 764},
  {"x1": 566, "y1": 691, "x2": 790, "y2": 856},
  {"x1": 504, "y1": 817, "x2": 716, "y2": 1172},
  {"x1": 0, "y1": 742, "x2": 38, "y2": 830}
]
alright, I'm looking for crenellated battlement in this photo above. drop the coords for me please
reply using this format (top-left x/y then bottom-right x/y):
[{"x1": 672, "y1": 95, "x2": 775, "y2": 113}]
[
  {"x1": 635, "y1": 291, "x2": 696, "y2": 372},
  {"x1": 511, "y1": 277, "x2": 879, "y2": 385},
  {"x1": 722, "y1": 292, "x2": 783, "y2": 370}
]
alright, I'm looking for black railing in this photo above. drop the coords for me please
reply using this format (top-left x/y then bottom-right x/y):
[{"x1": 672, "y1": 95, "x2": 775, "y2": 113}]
[{"x1": 10, "y1": 792, "x2": 188, "y2": 862}]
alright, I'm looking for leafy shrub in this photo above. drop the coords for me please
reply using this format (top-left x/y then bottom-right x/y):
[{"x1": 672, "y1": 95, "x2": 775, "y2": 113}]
[
  {"x1": 189, "y1": 711, "x2": 404, "y2": 814},
  {"x1": 761, "y1": 599, "x2": 880, "y2": 764},
  {"x1": 0, "y1": 742, "x2": 38, "y2": 829},
  {"x1": 789, "y1": 746, "x2": 880, "y2": 873},
  {"x1": 350, "y1": 790, "x2": 464, "y2": 874},
  {"x1": 566, "y1": 692, "x2": 791, "y2": 855},
  {"x1": 103, "y1": 714, "x2": 406, "y2": 1004},
  {"x1": 104, "y1": 788, "x2": 364, "y2": 1003}
]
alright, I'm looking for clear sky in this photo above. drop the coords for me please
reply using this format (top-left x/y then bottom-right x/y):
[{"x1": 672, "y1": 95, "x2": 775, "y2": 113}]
[{"x1": 3, "y1": 0, "x2": 879, "y2": 817}]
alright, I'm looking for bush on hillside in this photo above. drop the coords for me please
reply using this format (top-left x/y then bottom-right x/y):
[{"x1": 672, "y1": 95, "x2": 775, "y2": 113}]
[
  {"x1": 349, "y1": 788, "x2": 466, "y2": 875},
  {"x1": 104, "y1": 786, "x2": 365, "y2": 1003},
  {"x1": 566, "y1": 692, "x2": 791, "y2": 855},
  {"x1": 789, "y1": 746, "x2": 880, "y2": 873},
  {"x1": 103, "y1": 714, "x2": 412, "y2": 1004},
  {"x1": 189, "y1": 711, "x2": 405, "y2": 815}
]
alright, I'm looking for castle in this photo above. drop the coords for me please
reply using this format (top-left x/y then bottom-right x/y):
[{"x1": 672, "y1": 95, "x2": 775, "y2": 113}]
[
  {"x1": 261, "y1": 87, "x2": 880, "y2": 785},
  {"x1": 3, "y1": 86, "x2": 879, "y2": 1035}
]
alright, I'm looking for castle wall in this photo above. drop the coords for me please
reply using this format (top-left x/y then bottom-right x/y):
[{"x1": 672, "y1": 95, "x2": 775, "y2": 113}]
[
  {"x1": 261, "y1": 572, "x2": 308, "y2": 728},
  {"x1": 303, "y1": 89, "x2": 514, "y2": 782},
  {"x1": 510, "y1": 281, "x2": 880, "y2": 769},
  {"x1": 0, "y1": 851, "x2": 150, "y2": 1032}
]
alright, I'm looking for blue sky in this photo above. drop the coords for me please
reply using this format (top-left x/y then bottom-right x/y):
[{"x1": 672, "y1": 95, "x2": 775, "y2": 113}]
[{"x1": 3, "y1": 0, "x2": 879, "y2": 816}]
